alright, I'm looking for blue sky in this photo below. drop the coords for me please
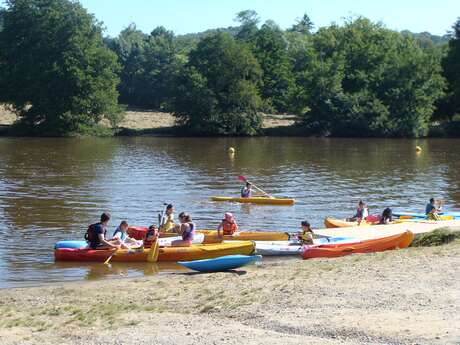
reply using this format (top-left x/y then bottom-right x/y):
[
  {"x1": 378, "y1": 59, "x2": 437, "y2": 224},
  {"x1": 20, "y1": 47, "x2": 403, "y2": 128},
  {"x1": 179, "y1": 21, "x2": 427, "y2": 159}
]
[{"x1": 80, "y1": 0, "x2": 459, "y2": 37}]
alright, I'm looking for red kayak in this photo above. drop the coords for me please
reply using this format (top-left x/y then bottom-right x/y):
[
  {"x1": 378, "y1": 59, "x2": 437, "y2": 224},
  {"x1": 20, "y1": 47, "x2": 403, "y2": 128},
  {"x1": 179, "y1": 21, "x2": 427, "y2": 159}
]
[{"x1": 302, "y1": 231, "x2": 414, "y2": 259}]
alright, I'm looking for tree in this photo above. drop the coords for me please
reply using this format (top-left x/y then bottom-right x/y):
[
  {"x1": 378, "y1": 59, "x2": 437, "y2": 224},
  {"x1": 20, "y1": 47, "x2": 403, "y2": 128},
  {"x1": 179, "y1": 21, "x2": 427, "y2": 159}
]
[
  {"x1": 172, "y1": 33, "x2": 262, "y2": 135},
  {"x1": 442, "y1": 18, "x2": 460, "y2": 118},
  {"x1": 289, "y1": 13, "x2": 314, "y2": 35},
  {"x1": 252, "y1": 21, "x2": 295, "y2": 113},
  {"x1": 292, "y1": 18, "x2": 445, "y2": 137},
  {"x1": 235, "y1": 9, "x2": 260, "y2": 42},
  {"x1": 0, "y1": 0, "x2": 121, "y2": 134}
]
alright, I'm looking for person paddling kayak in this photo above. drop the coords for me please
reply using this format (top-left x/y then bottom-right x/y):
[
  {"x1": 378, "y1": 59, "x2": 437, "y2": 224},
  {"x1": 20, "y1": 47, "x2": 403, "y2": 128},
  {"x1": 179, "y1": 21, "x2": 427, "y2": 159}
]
[
  {"x1": 171, "y1": 213, "x2": 195, "y2": 247},
  {"x1": 85, "y1": 212, "x2": 121, "y2": 250},
  {"x1": 217, "y1": 212, "x2": 239, "y2": 238},
  {"x1": 241, "y1": 182, "x2": 252, "y2": 198},
  {"x1": 425, "y1": 198, "x2": 442, "y2": 220},
  {"x1": 298, "y1": 221, "x2": 315, "y2": 245}
]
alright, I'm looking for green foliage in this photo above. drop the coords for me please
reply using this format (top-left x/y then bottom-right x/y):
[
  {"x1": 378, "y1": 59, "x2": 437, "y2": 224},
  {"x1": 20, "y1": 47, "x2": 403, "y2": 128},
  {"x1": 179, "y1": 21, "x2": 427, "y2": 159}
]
[
  {"x1": 235, "y1": 9, "x2": 260, "y2": 42},
  {"x1": 442, "y1": 18, "x2": 460, "y2": 124},
  {"x1": 172, "y1": 33, "x2": 262, "y2": 135},
  {"x1": 411, "y1": 229, "x2": 460, "y2": 247},
  {"x1": 292, "y1": 18, "x2": 446, "y2": 137},
  {"x1": 289, "y1": 13, "x2": 314, "y2": 35},
  {"x1": 0, "y1": 0, "x2": 121, "y2": 135}
]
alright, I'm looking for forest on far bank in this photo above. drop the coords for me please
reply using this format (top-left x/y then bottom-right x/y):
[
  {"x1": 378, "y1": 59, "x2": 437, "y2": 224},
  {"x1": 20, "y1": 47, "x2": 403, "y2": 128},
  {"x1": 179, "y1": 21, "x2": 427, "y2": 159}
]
[{"x1": 0, "y1": 0, "x2": 459, "y2": 137}]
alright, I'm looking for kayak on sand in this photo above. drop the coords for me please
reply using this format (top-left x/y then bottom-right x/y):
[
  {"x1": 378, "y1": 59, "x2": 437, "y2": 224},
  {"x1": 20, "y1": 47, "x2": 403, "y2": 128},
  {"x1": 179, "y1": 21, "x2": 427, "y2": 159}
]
[
  {"x1": 178, "y1": 255, "x2": 261, "y2": 272},
  {"x1": 302, "y1": 230, "x2": 414, "y2": 259},
  {"x1": 54, "y1": 241, "x2": 255, "y2": 262},
  {"x1": 324, "y1": 216, "x2": 455, "y2": 228},
  {"x1": 210, "y1": 196, "x2": 295, "y2": 205}
]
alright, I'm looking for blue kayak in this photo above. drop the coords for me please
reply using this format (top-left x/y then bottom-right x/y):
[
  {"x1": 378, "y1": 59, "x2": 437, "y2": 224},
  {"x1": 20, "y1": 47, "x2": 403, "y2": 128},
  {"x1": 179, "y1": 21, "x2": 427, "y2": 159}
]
[
  {"x1": 55, "y1": 240, "x2": 88, "y2": 249},
  {"x1": 178, "y1": 255, "x2": 261, "y2": 272}
]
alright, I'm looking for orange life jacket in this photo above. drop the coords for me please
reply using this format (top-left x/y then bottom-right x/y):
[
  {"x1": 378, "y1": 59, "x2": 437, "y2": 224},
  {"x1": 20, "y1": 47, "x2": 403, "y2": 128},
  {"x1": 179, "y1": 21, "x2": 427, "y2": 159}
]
[{"x1": 221, "y1": 219, "x2": 238, "y2": 235}]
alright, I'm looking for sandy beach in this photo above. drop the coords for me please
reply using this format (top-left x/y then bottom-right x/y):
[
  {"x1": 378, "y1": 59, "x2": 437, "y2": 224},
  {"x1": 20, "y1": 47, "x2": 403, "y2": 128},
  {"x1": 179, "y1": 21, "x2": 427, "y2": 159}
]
[{"x1": 0, "y1": 240, "x2": 458, "y2": 345}]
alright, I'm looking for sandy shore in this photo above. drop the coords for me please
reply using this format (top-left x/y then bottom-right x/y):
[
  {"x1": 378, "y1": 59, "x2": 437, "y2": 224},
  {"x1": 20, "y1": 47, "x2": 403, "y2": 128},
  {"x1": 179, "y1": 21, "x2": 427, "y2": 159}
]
[
  {"x1": 0, "y1": 242, "x2": 458, "y2": 345},
  {"x1": 0, "y1": 105, "x2": 295, "y2": 130}
]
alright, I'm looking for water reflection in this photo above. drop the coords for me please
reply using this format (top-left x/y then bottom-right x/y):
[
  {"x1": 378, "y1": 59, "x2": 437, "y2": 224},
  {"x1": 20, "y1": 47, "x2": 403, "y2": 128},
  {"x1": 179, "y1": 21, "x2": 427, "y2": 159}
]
[{"x1": 0, "y1": 137, "x2": 459, "y2": 287}]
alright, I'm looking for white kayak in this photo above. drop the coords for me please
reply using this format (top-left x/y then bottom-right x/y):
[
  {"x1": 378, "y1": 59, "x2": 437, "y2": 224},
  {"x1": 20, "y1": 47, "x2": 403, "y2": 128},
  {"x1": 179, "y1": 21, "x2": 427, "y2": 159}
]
[
  {"x1": 159, "y1": 233, "x2": 205, "y2": 246},
  {"x1": 255, "y1": 236, "x2": 358, "y2": 256}
]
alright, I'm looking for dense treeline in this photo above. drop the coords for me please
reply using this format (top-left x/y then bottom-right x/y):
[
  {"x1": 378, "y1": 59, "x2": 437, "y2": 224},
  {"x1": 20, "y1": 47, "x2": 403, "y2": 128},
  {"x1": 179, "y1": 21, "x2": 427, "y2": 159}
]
[{"x1": 0, "y1": 0, "x2": 459, "y2": 137}]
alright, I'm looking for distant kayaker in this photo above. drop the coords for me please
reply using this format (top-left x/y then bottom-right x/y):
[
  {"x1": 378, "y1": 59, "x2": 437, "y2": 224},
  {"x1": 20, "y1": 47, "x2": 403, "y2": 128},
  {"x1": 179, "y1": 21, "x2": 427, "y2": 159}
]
[
  {"x1": 112, "y1": 221, "x2": 142, "y2": 248},
  {"x1": 241, "y1": 182, "x2": 252, "y2": 198},
  {"x1": 171, "y1": 213, "x2": 195, "y2": 247},
  {"x1": 379, "y1": 208, "x2": 393, "y2": 225},
  {"x1": 217, "y1": 212, "x2": 239, "y2": 238},
  {"x1": 347, "y1": 200, "x2": 369, "y2": 224},
  {"x1": 85, "y1": 212, "x2": 121, "y2": 250},
  {"x1": 160, "y1": 204, "x2": 175, "y2": 232},
  {"x1": 425, "y1": 198, "x2": 442, "y2": 220},
  {"x1": 298, "y1": 221, "x2": 314, "y2": 245}
]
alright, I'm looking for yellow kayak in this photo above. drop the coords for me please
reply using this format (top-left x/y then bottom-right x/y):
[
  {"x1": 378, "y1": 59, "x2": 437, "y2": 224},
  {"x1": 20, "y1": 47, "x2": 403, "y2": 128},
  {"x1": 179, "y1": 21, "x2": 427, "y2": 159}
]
[
  {"x1": 324, "y1": 216, "x2": 455, "y2": 228},
  {"x1": 198, "y1": 230, "x2": 290, "y2": 243},
  {"x1": 211, "y1": 196, "x2": 295, "y2": 205}
]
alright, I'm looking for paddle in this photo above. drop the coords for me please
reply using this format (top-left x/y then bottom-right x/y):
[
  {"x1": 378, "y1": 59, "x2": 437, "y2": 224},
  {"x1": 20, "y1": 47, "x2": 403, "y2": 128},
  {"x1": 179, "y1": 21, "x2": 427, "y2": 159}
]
[
  {"x1": 103, "y1": 247, "x2": 118, "y2": 265},
  {"x1": 158, "y1": 203, "x2": 168, "y2": 229},
  {"x1": 238, "y1": 175, "x2": 272, "y2": 198}
]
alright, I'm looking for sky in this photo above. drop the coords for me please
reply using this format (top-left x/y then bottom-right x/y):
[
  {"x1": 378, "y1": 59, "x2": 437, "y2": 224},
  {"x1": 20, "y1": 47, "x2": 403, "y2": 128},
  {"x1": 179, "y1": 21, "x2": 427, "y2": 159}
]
[{"x1": 77, "y1": 0, "x2": 459, "y2": 37}]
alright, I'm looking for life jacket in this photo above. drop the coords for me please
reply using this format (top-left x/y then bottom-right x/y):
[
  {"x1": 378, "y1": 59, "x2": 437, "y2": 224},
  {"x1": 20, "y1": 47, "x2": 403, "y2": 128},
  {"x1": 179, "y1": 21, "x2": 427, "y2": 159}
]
[
  {"x1": 143, "y1": 227, "x2": 158, "y2": 248},
  {"x1": 241, "y1": 187, "x2": 251, "y2": 198},
  {"x1": 221, "y1": 219, "x2": 237, "y2": 235},
  {"x1": 84, "y1": 223, "x2": 101, "y2": 243},
  {"x1": 300, "y1": 231, "x2": 313, "y2": 245},
  {"x1": 112, "y1": 228, "x2": 127, "y2": 242}
]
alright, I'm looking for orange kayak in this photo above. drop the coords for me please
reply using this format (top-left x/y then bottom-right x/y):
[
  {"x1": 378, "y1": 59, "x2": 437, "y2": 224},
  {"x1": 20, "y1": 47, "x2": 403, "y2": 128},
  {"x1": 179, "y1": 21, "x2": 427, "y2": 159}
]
[
  {"x1": 324, "y1": 217, "x2": 377, "y2": 228},
  {"x1": 302, "y1": 231, "x2": 414, "y2": 259}
]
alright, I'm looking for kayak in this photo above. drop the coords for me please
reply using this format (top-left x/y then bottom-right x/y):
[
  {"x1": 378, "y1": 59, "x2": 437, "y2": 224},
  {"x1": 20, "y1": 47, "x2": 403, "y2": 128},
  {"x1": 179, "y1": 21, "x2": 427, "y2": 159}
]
[
  {"x1": 211, "y1": 196, "x2": 295, "y2": 205},
  {"x1": 302, "y1": 230, "x2": 414, "y2": 259},
  {"x1": 325, "y1": 215, "x2": 455, "y2": 228},
  {"x1": 55, "y1": 241, "x2": 255, "y2": 262},
  {"x1": 178, "y1": 255, "x2": 261, "y2": 272},
  {"x1": 393, "y1": 211, "x2": 460, "y2": 219},
  {"x1": 324, "y1": 217, "x2": 376, "y2": 228},
  {"x1": 127, "y1": 227, "x2": 290, "y2": 243},
  {"x1": 54, "y1": 234, "x2": 205, "y2": 250},
  {"x1": 255, "y1": 237, "x2": 357, "y2": 256}
]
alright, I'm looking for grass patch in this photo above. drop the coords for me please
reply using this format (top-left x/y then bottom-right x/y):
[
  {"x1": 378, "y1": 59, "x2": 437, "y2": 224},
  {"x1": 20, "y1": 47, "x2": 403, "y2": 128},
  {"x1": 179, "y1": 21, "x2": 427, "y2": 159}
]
[{"x1": 411, "y1": 229, "x2": 460, "y2": 247}]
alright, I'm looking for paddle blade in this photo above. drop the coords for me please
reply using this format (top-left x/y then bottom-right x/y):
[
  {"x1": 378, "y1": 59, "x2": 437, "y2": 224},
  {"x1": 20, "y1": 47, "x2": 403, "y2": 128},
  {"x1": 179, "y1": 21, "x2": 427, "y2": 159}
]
[
  {"x1": 147, "y1": 240, "x2": 160, "y2": 262},
  {"x1": 238, "y1": 175, "x2": 247, "y2": 182}
]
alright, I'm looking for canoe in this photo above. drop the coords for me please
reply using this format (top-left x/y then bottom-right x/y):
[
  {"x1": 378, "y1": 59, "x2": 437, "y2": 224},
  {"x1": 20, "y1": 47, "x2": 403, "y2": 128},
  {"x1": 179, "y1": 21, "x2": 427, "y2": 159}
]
[
  {"x1": 127, "y1": 227, "x2": 289, "y2": 243},
  {"x1": 178, "y1": 255, "x2": 261, "y2": 272},
  {"x1": 54, "y1": 234, "x2": 205, "y2": 250},
  {"x1": 211, "y1": 196, "x2": 295, "y2": 205},
  {"x1": 55, "y1": 241, "x2": 255, "y2": 262},
  {"x1": 302, "y1": 230, "x2": 414, "y2": 259},
  {"x1": 255, "y1": 237, "x2": 357, "y2": 256}
]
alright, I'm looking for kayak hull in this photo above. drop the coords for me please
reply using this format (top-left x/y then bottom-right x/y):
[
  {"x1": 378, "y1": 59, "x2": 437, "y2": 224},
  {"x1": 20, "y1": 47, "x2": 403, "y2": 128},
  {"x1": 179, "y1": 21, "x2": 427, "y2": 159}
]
[
  {"x1": 324, "y1": 217, "x2": 374, "y2": 228},
  {"x1": 178, "y1": 255, "x2": 261, "y2": 272},
  {"x1": 211, "y1": 196, "x2": 295, "y2": 205},
  {"x1": 54, "y1": 241, "x2": 255, "y2": 262},
  {"x1": 255, "y1": 237, "x2": 357, "y2": 256},
  {"x1": 302, "y1": 231, "x2": 414, "y2": 259}
]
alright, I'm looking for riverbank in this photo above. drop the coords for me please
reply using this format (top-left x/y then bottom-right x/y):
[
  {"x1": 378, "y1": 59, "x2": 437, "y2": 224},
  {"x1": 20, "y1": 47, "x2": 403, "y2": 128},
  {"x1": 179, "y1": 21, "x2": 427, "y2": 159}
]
[{"x1": 0, "y1": 242, "x2": 458, "y2": 345}]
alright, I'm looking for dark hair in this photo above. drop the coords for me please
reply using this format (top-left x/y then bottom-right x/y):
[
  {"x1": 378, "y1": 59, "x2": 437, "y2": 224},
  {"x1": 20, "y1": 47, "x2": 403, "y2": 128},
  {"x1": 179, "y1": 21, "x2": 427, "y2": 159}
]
[
  {"x1": 301, "y1": 221, "x2": 310, "y2": 227},
  {"x1": 246, "y1": 182, "x2": 251, "y2": 187},
  {"x1": 178, "y1": 212, "x2": 185, "y2": 219},
  {"x1": 120, "y1": 220, "x2": 128, "y2": 227},
  {"x1": 166, "y1": 204, "x2": 173, "y2": 210},
  {"x1": 100, "y1": 212, "x2": 111, "y2": 223},
  {"x1": 180, "y1": 213, "x2": 192, "y2": 222},
  {"x1": 358, "y1": 200, "x2": 365, "y2": 206},
  {"x1": 149, "y1": 225, "x2": 158, "y2": 230},
  {"x1": 429, "y1": 198, "x2": 435, "y2": 203}
]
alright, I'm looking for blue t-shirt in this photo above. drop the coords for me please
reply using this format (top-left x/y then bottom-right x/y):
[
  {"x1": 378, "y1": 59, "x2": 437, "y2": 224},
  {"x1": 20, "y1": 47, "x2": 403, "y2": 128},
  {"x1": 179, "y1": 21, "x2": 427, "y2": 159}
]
[
  {"x1": 425, "y1": 203, "x2": 436, "y2": 215},
  {"x1": 89, "y1": 223, "x2": 106, "y2": 249}
]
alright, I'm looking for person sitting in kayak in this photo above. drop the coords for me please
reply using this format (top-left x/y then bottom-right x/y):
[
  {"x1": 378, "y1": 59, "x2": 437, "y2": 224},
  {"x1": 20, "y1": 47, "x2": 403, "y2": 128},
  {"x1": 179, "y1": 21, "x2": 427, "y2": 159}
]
[
  {"x1": 241, "y1": 182, "x2": 252, "y2": 198},
  {"x1": 112, "y1": 221, "x2": 142, "y2": 248},
  {"x1": 379, "y1": 208, "x2": 393, "y2": 225},
  {"x1": 425, "y1": 198, "x2": 442, "y2": 220},
  {"x1": 172, "y1": 213, "x2": 195, "y2": 247},
  {"x1": 298, "y1": 221, "x2": 314, "y2": 245},
  {"x1": 160, "y1": 204, "x2": 175, "y2": 232},
  {"x1": 347, "y1": 200, "x2": 369, "y2": 224},
  {"x1": 85, "y1": 212, "x2": 121, "y2": 250},
  {"x1": 217, "y1": 212, "x2": 239, "y2": 238},
  {"x1": 143, "y1": 225, "x2": 159, "y2": 248}
]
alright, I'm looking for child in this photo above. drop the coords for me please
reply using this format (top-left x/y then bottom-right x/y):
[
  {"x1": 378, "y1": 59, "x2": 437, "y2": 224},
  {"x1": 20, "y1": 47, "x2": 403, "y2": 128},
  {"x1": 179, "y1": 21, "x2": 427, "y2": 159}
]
[
  {"x1": 143, "y1": 225, "x2": 159, "y2": 248},
  {"x1": 217, "y1": 212, "x2": 239, "y2": 238},
  {"x1": 112, "y1": 221, "x2": 142, "y2": 248},
  {"x1": 298, "y1": 221, "x2": 314, "y2": 245},
  {"x1": 160, "y1": 204, "x2": 175, "y2": 232},
  {"x1": 171, "y1": 213, "x2": 195, "y2": 247}
]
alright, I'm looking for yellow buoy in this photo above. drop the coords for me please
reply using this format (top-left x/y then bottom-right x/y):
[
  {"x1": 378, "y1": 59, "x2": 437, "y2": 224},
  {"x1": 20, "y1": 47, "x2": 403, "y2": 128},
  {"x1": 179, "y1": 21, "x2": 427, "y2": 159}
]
[
  {"x1": 228, "y1": 147, "x2": 235, "y2": 154},
  {"x1": 415, "y1": 146, "x2": 422, "y2": 152}
]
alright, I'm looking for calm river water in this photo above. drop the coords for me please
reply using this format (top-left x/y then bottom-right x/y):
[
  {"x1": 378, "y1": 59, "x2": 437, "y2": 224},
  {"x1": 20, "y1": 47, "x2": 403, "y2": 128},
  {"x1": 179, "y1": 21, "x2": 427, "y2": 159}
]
[{"x1": 0, "y1": 137, "x2": 459, "y2": 288}]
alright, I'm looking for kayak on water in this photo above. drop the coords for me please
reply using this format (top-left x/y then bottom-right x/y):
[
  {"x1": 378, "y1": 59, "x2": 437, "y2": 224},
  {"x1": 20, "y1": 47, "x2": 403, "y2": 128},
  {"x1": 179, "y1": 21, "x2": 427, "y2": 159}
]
[
  {"x1": 210, "y1": 196, "x2": 295, "y2": 205},
  {"x1": 55, "y1": 241, "x2": 256, "y2": 262},
  {"x1": 302, "y1": 231, "x2": 414, "y2": 259},
  {"x1": 255, "y1": 237, "x2": 357, "y2": 256},
  {"x1": 325, "y1": 215, "x2": 457, "y2": 228},
  {"x1": 177, "y1": 255, "x2": 261, "y2": 272},
  {"x1": 54, "y1": 233, "x2": 205, "y2": 250},
  {"x1": 393, "y1": 211, "x2": 460, "y2": 219},
  {"x1": 324, "y1": 217, "x2": 377, "y2": 228},
  {"x1": 127, "y1": 227, "x2": 290, "y2": 243}
]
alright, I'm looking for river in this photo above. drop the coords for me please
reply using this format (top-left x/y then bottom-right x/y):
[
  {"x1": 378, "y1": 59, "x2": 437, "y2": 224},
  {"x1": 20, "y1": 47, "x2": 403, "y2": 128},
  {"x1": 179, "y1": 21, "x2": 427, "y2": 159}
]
[{"x1": 0, "y1": 137, "x2": 459, "y2": 288}]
